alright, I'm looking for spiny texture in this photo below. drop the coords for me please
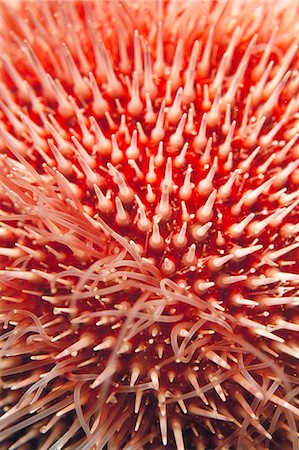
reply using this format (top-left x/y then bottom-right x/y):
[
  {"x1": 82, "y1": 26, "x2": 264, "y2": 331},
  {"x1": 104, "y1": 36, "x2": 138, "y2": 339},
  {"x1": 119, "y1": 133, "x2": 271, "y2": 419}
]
[{"x1": 0, "y1": 1, "x2": 299, "y2": 449}]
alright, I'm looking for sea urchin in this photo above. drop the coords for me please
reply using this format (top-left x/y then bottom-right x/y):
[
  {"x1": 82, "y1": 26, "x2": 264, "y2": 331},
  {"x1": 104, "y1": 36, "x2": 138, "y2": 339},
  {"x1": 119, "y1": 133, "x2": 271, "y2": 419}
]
[{"x1": 0, "y1": 1, "x2": 299, "y2": 449}]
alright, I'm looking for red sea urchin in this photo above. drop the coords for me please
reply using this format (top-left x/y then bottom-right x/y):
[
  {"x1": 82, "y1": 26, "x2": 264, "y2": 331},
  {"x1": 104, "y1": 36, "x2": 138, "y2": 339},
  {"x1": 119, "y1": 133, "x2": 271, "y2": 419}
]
[{"x1": 0, "y1": 0, "x2": 299, "y2": 448}]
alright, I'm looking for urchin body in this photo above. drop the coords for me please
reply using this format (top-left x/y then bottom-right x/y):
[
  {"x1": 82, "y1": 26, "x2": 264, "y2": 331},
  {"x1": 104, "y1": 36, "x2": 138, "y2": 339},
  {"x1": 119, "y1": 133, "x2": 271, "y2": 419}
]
[{"x1": 0, "y1": 1, "x2": 299, "y2": 449}]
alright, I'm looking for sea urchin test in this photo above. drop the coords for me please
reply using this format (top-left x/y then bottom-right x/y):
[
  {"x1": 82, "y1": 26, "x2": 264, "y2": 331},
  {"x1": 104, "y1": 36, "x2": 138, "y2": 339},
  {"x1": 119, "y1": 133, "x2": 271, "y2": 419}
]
[{"x1": 0, "y1": 1, "x2": 299, "y2": 449}]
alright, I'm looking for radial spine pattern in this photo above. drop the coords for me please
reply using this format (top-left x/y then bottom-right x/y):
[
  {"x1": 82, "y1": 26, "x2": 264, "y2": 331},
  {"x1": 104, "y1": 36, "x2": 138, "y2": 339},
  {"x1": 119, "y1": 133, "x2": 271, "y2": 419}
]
[{"x1": 0, "y1": 1, "x2": 299, "y2": 449}]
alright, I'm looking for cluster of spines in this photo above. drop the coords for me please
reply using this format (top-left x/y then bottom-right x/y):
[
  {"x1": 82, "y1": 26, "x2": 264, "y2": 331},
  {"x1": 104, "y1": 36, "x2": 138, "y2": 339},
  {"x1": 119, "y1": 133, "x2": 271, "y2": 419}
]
[{"x1": 0, "y1": 1, "x2": 298, "y2": 449}]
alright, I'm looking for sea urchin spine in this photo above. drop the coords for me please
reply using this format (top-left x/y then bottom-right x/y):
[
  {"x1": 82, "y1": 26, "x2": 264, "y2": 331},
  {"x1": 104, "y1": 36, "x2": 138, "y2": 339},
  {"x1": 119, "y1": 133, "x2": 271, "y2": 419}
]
[{"x1": 0, "y1": 1, "x2": 299, "y2": 449}]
